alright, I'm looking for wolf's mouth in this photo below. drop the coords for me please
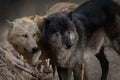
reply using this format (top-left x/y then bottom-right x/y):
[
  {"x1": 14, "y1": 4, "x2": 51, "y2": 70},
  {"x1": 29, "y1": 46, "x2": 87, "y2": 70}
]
[{"x1": 63, "y1": 43, "x2": 73, "y2": 49}]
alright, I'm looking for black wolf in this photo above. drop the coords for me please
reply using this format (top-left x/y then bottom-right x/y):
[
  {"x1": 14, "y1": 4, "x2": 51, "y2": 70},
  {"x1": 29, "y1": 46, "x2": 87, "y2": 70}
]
[
  {"x1": 41, "y1": 13, "x2": 85, "y2": 80},
  {"x1": 40, "y1": 0, "x2": 120, "y2": 80}
]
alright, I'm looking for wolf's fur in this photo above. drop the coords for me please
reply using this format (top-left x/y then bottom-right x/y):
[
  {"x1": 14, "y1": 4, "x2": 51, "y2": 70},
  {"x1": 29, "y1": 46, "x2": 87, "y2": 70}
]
[
  {"x1": 70, "y1": 0, "x2": 120, "y2": 80},
  {"x1": 7, "y1": 16, "x2": 40, "y2": 61},
  {"x1": 105, "y1": 15, "x2": 120, "y2": 55},
  {"x1": 41, "y1": 0, "x2": 120, "y2": 80},
  {"x1": 46, "y1": 2, "x2": 78, "y2": 15},
  {"x1": 41, "y1": 13, "x2": 84, "y2": 80}
]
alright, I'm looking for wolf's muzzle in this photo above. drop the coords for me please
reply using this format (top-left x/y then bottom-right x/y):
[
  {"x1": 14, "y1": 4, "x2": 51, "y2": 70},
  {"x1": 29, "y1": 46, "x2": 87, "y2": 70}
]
[{"x1": 31, "y1": 47, "x2": 39, "y2": 54}]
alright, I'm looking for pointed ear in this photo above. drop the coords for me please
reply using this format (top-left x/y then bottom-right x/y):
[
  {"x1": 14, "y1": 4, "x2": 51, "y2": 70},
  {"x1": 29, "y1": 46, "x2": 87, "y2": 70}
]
[
  {"x1": 43, "y1": 17, "x2": 48, "y2": 22},
  {"x1": 41, "y1": 17, "x2": 50, "y2": 36},
  {"x1": 28, "y1": 15, "x2": 36, "y2": 20},
  {"x1": 68, "y1": 11, "x2": 73, "y2": 20},
  {"x1": 33, "y1": 15, "x2": 45, "y2": 26},
  {"x1": 6, "y1": 20, "x2": 14, "y2": 29},
  {"x1": 7, "y1": 20, "x2": 13, "y2": 24}
]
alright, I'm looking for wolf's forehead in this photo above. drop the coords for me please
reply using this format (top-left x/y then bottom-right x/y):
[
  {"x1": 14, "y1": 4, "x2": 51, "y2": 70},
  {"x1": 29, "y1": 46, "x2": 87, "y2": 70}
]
[
  {"x1": 24, "y1": 22, "x2": 38, "y2": 32},
  {"x1": 13, "y1": 19, "x2": 38, "y2": 34},
  {"x1": 23, "y1": 24, "x2": 38, "y2": 34}
]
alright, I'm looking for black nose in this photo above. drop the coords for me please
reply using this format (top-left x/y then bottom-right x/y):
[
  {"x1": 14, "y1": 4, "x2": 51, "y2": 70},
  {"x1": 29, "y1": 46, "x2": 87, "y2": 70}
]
[
  {"x1": 32, "y1": 47, "x2": 39, "y2": 53},
  {"x1": 66, "y1": 43, "x2": 72, "y2": 49}
]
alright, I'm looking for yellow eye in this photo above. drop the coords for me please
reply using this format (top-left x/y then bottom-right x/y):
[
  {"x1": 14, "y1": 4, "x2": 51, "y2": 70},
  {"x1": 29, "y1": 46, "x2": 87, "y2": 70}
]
[{"x1": 22, "y1": 34, "x2": 27, "y2": 38}]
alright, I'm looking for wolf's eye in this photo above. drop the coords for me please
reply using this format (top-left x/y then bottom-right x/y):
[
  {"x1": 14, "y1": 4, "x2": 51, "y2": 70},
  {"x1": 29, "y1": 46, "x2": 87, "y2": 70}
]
[
  {"x1": 33, "y1": 33, "x2": 36, "y2": 37},
  {"x1": 22, "y1": 34, "x2": 28, "y2": 38}
]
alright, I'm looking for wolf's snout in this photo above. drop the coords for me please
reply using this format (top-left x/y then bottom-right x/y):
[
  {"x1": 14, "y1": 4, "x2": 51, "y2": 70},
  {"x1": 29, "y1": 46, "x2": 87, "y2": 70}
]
[{"x1": 32, "y1": 47, "x2": 39, "y2": 53}]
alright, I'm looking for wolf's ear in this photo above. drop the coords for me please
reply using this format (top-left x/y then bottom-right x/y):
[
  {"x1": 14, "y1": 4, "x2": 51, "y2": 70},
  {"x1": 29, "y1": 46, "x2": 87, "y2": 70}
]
[
  {"x1": 28, "y1": 15, "x2": 36, "y2": 20},
  {"x1": 43, "y1": 17, "x2": 50, "y2": 24},
  {"x1": 68, "y1": 11, "x2": 73, "y2": 20},
  {"x1": 6, "y1": 20, "x2": 14, "y2": 29},
  {"x1": 41, "y1": 17, "x2": 50, "y2": 36},
  {"x1": 33, "y1": 15, "x2": 45, "y2": 27},
  {"x1": 43, "y1": 17, "x2": 51, "y2": 29}
]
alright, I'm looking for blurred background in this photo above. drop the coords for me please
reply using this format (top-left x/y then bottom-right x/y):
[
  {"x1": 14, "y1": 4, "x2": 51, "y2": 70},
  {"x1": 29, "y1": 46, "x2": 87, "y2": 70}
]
[
  {"x1": 0, "y1": 0, "x2": 85, "y2": 23},
  {"x1": 0, "y1": 0, "x2": 119, "y2": 26}
]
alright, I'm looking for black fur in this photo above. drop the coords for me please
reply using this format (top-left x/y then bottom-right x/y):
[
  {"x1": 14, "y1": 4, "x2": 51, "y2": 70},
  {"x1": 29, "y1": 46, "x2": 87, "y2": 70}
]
[
  {"x1": 41, "y1": 13, "x2": 84, "y2": 80},
  {"x1": 70, "y1": 0, "x2": 120, "y2": 79},
  {"x1": 40, "y1": 0, "x2": 120, "y2": 80},
  {"x1": 96, "y1": 47, "x2": 109, "y2": 80},
  {"x1": 71, "y1": 0, "x2": 120, "y2": 80},
  {"x1": 71, "y1": 0, "x2": 120, "y2": 40}
]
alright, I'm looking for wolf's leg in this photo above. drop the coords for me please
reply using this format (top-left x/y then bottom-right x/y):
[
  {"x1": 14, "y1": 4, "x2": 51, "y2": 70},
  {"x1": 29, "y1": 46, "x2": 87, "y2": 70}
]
[
  {"x1": 73, "y1": 64, "x2": 82, "y2": 80},
  {"x1": 96, "y1": 47, "x2": 109, "y2": 80},
  {"x1": 57, "y1": 67, "x2": 71, "y2": 80}
]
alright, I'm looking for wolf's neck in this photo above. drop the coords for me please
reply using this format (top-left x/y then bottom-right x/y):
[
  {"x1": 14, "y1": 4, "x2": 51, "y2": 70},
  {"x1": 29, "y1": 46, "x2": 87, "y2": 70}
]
[{"x1": 12, "y1": 44, "x2": 33, "y2": 62}]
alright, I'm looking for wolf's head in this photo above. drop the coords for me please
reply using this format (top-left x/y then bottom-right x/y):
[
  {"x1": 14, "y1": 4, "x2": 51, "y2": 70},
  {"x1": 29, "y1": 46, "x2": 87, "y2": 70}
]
[
  {"x1": 42, "y1": 13, "x2": 78, "y2": 49},
  {"x1": 8, "y1": 17, "x2": 40, "y2": 54}
]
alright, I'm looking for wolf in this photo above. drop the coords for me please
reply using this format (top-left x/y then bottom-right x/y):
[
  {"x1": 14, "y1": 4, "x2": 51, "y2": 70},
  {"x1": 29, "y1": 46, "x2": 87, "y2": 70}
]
[
  {"x1": 7, "y1": 16, "x2": 41, "y2": 61},
  {"x1": 41, "y1": 0, "x2": 120, "y2": 80},
  {"x1": 41, "y1": 13, "x2": 85, "y2": 80}
]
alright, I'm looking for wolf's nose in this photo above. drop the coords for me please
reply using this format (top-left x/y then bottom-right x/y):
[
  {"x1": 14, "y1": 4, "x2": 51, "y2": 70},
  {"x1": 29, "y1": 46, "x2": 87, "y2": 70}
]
[
  {"x1": 32, "y1": 47, "x2": 39, "y2": 53},
  {"x1": 66, "y1": 43, "x2": 72, "y2": 49}
]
